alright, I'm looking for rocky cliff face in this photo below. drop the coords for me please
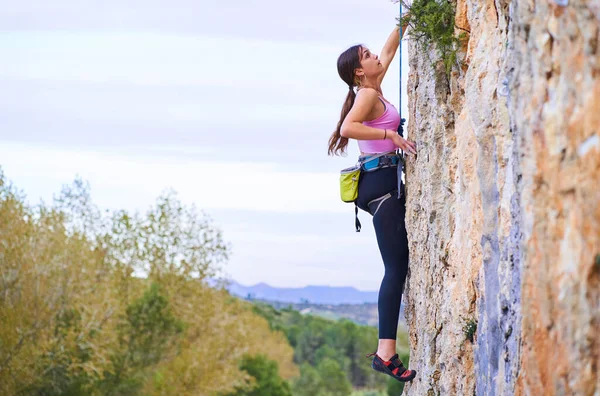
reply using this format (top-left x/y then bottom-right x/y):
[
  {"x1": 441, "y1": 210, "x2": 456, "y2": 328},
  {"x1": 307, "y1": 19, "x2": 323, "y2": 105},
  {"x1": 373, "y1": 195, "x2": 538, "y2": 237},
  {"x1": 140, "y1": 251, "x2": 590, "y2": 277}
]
[{"x1": 402, "y1": 1, "x2": 599, "y2": 395}]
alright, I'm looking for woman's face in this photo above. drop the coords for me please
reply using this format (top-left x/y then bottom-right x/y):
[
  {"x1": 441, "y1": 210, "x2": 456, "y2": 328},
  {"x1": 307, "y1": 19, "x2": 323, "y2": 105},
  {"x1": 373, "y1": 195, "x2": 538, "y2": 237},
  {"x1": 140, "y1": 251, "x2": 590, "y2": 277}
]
[{"x1": 357, "y1": 46, "x2": 382, "y2": 79}]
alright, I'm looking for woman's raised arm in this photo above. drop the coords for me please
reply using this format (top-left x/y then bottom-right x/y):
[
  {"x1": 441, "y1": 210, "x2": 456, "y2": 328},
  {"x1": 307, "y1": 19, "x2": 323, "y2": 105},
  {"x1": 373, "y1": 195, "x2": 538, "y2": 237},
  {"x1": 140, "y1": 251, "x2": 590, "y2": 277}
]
[{"x1": 377, "y1": 17, "x2": 409, "y2": 85}]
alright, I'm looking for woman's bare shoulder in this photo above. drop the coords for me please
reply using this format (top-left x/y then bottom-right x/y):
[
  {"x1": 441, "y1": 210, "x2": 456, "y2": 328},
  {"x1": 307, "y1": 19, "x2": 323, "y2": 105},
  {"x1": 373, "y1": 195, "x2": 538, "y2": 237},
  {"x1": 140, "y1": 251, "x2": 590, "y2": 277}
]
[{"x1": 356, "y1": 87, "x2": 380, "y2": 103}]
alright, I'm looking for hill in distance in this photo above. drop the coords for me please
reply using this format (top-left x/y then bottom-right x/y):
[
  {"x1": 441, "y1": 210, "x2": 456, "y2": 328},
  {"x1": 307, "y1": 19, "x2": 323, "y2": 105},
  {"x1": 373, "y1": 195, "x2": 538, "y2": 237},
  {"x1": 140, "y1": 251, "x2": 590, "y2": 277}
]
[
  {"x1": 211, "y1": 279, "x2": 379, "y2": 305},
  {"x1": 206, "y1": 279, "x2": 406, "y2": 327}
]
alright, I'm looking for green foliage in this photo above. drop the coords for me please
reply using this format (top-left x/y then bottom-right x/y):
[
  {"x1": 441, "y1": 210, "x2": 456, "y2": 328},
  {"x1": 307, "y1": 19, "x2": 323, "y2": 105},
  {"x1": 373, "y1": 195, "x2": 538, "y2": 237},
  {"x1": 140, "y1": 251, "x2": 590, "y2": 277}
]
[
  {"x1": 122, "y1": 282, "x2": 184, "y2": 366},
  {"x1": 23, "y1": 308, "x2": 95, "y2": 395},
  {"x1": 252, "y1": 301, "x2": 411, "y2": 393},
  {"x1": 314, "y1": 345, "x2": 341, "y2": 366},
  {"x1": 292, "y1": 363, "x2": 325, "y2": 396},
  {"x1": 296, "y1": 318, "x2": 328, "y2": 365},
  {"x1": 226, "y1": 354, "x2": 292, "y2": 396},
  {"x1": 0, "y1": 170, "x2": 297, "y2": 395},
  {"x1": 399, "y1": 0, "x2": 467, "y2": 76},
  {"x1": 98, "y1": 282, "x2": 184, "y2": 395},
  {"x1": 317, "y1": 357, "x2": 353, "y2": 396},
  {"x1": 387, "y1": 378, "x2": 405, "y2": 396},
  {"x1": 352, "y1": 391, "x2": 386, "y2": 396},
  {"x1": 462, "y1": 316, "x2": 478, "y2": 343},
  {"x1": 16, "y1": 282, "x2": 185, "y2": 396},
  {"x1": 251, "y1": 302, "x2": 287, "y2": 334}
]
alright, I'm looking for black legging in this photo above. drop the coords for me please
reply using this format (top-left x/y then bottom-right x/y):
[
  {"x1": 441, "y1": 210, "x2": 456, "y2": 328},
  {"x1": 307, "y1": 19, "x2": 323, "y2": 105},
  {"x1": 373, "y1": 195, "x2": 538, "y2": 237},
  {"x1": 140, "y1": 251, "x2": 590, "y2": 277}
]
[{"x1": 356, "y1": 166, "x2": 409, "y2": 340}]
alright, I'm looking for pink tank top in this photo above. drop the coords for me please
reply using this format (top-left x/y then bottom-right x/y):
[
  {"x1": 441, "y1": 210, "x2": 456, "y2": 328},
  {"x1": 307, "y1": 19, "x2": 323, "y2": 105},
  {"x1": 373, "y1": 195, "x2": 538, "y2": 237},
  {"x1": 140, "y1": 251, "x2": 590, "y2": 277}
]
[{"x1": 358, "y1": 98, "x2": 401, "y2": 154}]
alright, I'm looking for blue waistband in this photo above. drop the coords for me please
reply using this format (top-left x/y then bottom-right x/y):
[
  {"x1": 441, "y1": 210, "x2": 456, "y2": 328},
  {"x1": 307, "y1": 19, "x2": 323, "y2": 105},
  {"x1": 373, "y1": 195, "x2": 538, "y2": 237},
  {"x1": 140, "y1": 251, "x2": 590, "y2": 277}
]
[{"x1": 359, "y1": 154, "x2": 402, "y2": 172}]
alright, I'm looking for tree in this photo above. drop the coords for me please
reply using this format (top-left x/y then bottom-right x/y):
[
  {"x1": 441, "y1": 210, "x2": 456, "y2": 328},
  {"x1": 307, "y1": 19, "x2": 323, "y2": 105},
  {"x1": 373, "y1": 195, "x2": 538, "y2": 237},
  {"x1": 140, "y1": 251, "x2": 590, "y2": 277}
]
[
  {"x1": 226, "y1": 354, "x2": 292, "y2": 396},
  {"x1": 98, "y1": 282, "x2": 183, "y2": 395},
  {"x1": 292, "y1": 363, "x2": 325, "y2": 396},
  {"x1": 317, "y1": 357, "x2": 353, "y2": 396},
  {"x1": 295, "y1": 318, "x2": 328, "y2": 365}
]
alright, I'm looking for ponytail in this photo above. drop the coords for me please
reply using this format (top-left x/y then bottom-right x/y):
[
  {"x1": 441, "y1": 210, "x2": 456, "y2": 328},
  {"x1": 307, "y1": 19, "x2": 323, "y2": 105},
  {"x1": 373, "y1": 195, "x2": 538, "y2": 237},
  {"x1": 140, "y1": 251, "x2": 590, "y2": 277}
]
[
  {"x1": 328, "y1": 87, "x2": 356, "y2": 156},
  {"x1": 329, "y1": 44, "x2": 363, "y2": 155}
]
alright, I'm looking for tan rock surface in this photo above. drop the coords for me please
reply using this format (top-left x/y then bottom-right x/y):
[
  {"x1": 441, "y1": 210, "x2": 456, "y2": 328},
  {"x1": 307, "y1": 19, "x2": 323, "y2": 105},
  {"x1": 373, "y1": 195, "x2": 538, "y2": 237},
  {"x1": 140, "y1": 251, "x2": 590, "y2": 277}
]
[{"x1": 401, "y1": 1, "x2": 599, "y2": 395}]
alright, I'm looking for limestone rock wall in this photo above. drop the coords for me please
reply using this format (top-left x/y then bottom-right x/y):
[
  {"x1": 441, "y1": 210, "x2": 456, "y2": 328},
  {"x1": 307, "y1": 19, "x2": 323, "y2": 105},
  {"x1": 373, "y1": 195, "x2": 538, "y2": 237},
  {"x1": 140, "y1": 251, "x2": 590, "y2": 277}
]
[{"x1": 401, "y1": 1, "x2": 599, "y2": 395}]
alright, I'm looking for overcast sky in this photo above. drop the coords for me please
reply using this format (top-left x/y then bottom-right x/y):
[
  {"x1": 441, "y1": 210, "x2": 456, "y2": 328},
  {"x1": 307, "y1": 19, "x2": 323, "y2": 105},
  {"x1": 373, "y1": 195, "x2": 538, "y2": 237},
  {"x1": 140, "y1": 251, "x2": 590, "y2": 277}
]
[{"x1": 0, "y1": 0, "x2": 410, "y2": 290}]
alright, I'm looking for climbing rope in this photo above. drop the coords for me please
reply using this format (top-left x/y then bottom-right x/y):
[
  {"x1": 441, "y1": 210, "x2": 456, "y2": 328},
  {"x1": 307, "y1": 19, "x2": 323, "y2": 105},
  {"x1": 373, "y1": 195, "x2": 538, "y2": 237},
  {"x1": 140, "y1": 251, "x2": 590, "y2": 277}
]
[
  {"x1": 398, "y1": 1, "x2": 406, "y2": 138},
  {"x1": 397, "y1": 1, "x2": 407, "y2": 199}
]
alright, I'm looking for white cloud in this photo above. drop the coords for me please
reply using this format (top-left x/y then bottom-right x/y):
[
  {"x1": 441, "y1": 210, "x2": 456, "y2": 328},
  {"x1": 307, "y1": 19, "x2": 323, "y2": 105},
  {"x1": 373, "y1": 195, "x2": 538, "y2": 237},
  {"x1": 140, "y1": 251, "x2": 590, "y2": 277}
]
[
  {"x1": 0, "y1": 32, "x2": 341, "y2": 91},
  {"x1": 0, "y1": 142, "x2": 348, "y2": 214}
]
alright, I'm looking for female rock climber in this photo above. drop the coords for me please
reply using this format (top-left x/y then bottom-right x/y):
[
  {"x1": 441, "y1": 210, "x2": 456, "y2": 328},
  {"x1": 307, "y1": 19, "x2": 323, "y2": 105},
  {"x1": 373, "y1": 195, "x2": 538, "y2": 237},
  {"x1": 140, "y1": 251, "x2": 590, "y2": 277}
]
[{"x1": 327, "y1": 16, "x2": 418, "y2": 383}]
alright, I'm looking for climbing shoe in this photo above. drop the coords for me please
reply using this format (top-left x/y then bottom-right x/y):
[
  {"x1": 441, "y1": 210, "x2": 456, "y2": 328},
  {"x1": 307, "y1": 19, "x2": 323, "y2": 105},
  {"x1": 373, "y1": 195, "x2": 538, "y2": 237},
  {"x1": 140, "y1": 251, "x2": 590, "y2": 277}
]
[{"x1": 366, "y1": 352, "x2": 417, "y2": 382}]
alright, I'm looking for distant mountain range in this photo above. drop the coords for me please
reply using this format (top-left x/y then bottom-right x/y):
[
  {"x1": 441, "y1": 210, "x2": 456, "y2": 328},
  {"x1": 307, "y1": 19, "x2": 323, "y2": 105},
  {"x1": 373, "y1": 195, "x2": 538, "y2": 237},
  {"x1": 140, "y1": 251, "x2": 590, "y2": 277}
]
[{"x1": 208, "y1": 279, "x2": 379, "y2": 305}]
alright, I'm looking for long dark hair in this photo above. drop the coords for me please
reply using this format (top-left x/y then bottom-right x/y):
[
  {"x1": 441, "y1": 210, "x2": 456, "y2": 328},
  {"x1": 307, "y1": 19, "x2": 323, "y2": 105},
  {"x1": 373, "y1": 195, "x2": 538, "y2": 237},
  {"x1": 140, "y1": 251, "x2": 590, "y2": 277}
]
[{"x1": 328, "y1": 44, "x2": 363, "y2": 156}]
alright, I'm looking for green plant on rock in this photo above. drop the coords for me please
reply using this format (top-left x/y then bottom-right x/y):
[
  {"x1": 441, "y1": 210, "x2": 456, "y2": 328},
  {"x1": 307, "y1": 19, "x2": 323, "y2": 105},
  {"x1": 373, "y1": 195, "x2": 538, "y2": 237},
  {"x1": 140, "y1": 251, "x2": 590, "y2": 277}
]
[
  {"x1": 397, "y1": 0, "x2": 468, "y2": 76},
  {"x1": 462, "y1": 316, "x2": 477, "y2": 343}
]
